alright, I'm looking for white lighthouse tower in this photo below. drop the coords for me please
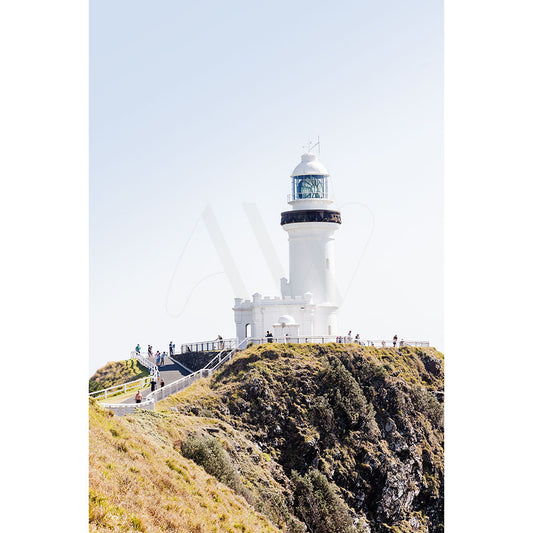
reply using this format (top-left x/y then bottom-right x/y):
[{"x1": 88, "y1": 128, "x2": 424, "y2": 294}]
[
  {"x1": 281, "y1": 152, "x2": 341, "y2": 335},
  {"x1": 233, "y1": 151, "x2": 342, "y2": 342}
]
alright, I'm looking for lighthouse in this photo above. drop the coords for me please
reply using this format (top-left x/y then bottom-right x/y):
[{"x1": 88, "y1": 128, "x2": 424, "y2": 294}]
[{"x1": 233, "y1": 151, "x2": 342, "y2": 342}]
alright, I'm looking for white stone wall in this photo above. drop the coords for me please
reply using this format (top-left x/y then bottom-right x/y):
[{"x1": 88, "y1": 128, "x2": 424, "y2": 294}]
[{"x1": 233, "y1": 294, "x2": 338, "y2": 343}]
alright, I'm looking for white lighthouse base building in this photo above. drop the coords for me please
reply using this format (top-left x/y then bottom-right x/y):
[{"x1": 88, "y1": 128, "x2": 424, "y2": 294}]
[{"x1": 233, "y1": 291, "x2": 339, "y2": 343}]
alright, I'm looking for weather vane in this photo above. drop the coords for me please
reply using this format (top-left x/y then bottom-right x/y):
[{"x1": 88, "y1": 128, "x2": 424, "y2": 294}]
[{"x1": 303, "y1": 136, "x2": 320, "y2": 155}]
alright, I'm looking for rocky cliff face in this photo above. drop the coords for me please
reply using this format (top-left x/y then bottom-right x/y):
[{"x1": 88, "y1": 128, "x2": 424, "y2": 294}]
[{"x1": 161, "y1": 343, "x2": 444, "y2": 533}]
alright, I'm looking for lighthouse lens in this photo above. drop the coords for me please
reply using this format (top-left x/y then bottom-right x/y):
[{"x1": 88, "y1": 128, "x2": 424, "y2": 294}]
[{"x1": 294, "y1": 175, "x2": 325, "y2": 199}]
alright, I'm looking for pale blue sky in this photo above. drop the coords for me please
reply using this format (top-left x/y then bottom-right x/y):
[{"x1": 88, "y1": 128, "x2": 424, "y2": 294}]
[{"x1": 90, "y1": 0, "x2": 443, "y2": 373}]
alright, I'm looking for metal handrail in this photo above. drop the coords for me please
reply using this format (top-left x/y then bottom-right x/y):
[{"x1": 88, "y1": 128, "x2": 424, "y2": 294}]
[
  {"x1": 89, "y1": 352, "x2": 158, "y2": 399},
  {"x1": 89, "y1": 376, "x2": 151, "y2": 400},
  {"x1": 249, "y1": 336, "x2": 429, "y2": 348},
  {"x1": 208, "y1": 337, "x2": 251, "y2": 372},
  {"x1": 132, "y1": 351, "x2": 158, "y2": 373},
  {"x1": 364, "y1": 340, "x2": 430, "y2": 348},
  {"x1": 251, "y1": 335, "x2": 338, "y2": 345},
  {"x1": 181, "y1": 338, "x2": 236, "y2": 354}
]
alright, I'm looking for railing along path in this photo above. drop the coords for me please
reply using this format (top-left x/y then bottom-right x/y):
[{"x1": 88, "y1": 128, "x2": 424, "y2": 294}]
[
  {"x1": 89, "y1": 376, "x2": 152, "y2": 400},
  {"x1": 181, "y1": 338, "x2": 235, "y2": 354},
  {"x1": 98, "y1": 338, "x2": 249, "y2": 416},
  {"x1": 249, "y1": 336, "x2": 429, "y2": 348}
]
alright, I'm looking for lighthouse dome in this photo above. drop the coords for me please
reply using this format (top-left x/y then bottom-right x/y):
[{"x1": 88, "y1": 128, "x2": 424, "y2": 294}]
[
  {"x1": 277, "y1": 314, "x2": 296, "y2": 325},
  {"x1": 291, "y1": 153, "x2": 329, "y2": 177}
]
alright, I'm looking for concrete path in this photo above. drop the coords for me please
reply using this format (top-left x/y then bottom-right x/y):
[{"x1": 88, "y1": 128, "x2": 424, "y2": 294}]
[{"x1": 121, "y1": 357, "x2": 191, "y2": 405}]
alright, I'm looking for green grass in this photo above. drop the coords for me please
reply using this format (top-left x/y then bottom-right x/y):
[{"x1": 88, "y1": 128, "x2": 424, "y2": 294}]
[{"x1": 89, "y1": 359, "x2": 151, "y2": 395}]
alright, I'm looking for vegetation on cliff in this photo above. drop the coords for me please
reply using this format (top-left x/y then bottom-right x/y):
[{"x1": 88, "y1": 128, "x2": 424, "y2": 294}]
[
  {"x1": 90, "y1": 343, "x2": 444, "y2": 532},
  {"x1": 89, "y1": 398, "x2": 281, "y2": 532},
  {"x1": 89, "y1": 359, "x2": 150, "y2": 393}
]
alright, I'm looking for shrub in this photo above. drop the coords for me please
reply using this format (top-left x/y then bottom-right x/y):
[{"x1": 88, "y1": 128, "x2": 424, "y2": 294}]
[
  {"x1": 89, "y1": 379, "x2": 103, "y2": 393},
  {"x1": 292, "y1": 469, "x2": 356, "y2": 533},
  {"x1": 318, "y1": 357, "x2": 369, "y2": 435},
  {"x1": 411, "y1": 389, "x2": 444, "y2": 429},
  {"x1": 181, "y1": 433, "x2": 245, "y2": 495}
]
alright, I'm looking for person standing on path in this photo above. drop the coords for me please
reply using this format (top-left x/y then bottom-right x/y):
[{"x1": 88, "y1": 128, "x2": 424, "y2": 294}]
[
  {"x1": 135, "y1": 344, "x2": 141, "y2": 355},
  {"x1": 169, "y1": 342, "x2": 173, "y2": 356},
  {"x1": 156, "y1": 352, "x2": 160, "y2": 366},
  {"x1": 135, "y1": 390, "x2": 143, "y2": 404},
  {"x1": 160, "y1": 378, "x2": 165, "y2": 388},
  {"x1": 161, "y1": 352, "x2": 165, "y2": 366},
  {"x1": 150, "y1": 375, "x2": 156, "y2": 392},
  {"x1": 148, "y1": 345, "x2": 152, "y2": 357},
  {"x1": 393, "y1": 335, "x2": 398, "y2": 347}
]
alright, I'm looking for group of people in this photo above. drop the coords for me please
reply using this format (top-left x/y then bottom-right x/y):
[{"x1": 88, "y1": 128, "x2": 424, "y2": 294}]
[
  {"x1": 136, "y1": 342, "x2": 178, "y2": 367},
  {"x1": 335, "y1": 331, "x2": 362, "y2": 344},
  {"x1": 367, "y1": 335, "x2": 402, "y2": 347},
  {"x1": 147, "y1": 345, "x2": 166, "y2": 366},
  {"x1": 133, "y1": 341, "x2": 179, "y2": 405},
  {"x1": 134, "y1": 373, "x2": 166, "y2": 404}
]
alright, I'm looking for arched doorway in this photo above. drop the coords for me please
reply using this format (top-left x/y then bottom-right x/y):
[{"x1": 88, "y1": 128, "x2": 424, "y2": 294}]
[{"x1": 245, "y1": 323, "x2": 251, "y2": 338}]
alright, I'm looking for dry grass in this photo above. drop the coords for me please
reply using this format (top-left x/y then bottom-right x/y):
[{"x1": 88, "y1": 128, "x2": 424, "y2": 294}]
[
  {"x1": 90, "y1": 359, "x2": 150, "y2": 391},
  {"x1": 89, "y1": 399, "x2": 280, "y2": 532},
  {"x1": 90, "y1": 344, "x2": 444, "y2": 532}
]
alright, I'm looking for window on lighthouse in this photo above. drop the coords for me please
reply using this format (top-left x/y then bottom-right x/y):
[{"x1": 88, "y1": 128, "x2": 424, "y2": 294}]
[{"x1": 294, "y1": 175, "x2": 326, "y2": 199}]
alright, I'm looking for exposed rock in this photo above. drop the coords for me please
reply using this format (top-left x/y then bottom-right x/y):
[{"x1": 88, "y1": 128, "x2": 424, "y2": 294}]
[{"x1": 178, "y1": 343, "x2": 444, "y2": 533}]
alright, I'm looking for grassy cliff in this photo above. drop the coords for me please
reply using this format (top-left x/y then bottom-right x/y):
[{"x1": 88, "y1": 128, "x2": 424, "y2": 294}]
[
  {"x1": 89, "y1": 359, "x2": 150, "y2": 393},
  {"x1": 90, "y1": 343, "x2": 444, "y2": 533},
  {"x1": 89, "y1": 398, "x2": 281, "y2": 532}
]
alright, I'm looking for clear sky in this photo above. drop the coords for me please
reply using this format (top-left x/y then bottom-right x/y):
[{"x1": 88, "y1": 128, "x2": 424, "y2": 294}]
[{"x1": 90, "y1": 0, "x2": 443, "y2": 374}]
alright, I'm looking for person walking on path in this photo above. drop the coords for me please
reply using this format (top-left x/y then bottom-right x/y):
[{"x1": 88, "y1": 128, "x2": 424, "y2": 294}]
[
  {"x1": 155, "y1": 352, "x2": 160, "y2": 366},
  {"x1": 135, "y1": 344, "x2": 141, "y2": 355},
  {"x1": 150, "y1": 375, "x2": 157, "y2": 392},
  {"x1": 161, "y1": 352, "x2": 165, "y2": 366},
  {"x1": 172, "y1": 342, "x2": 175, "y2": 355},
  {"x1": 148, "y1": 345, "x2": 152, "y2": 357},
  {"x1": 169, "y1": 342, "x2": 173, "y2": 356},
  {"x1": 135, "y1": 390, "x2": 143, "y2": 404},
  {"x1": 160, "y1": 378, "x2": 165, "y2": 388},
  {"x1": 393, "y1": 335, "x2": 398, "y2": 347}
]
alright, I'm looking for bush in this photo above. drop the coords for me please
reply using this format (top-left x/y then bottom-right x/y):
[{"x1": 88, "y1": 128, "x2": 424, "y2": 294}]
[
  {"x1": 318, "y1": 358, "x2": 369, "y2": 435},
  {"x1": 89, "y1": 379, "x2": 103, "y2": 393},
  {"x1": 411, "y1": 389, "x2": 444, "y2": 429},
  {"x1": 292, "y1": 469, "x2": 356, "y2": 533},
  {"x1": 181, "y1": 433, "x2": 245, "y2": 496}
]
